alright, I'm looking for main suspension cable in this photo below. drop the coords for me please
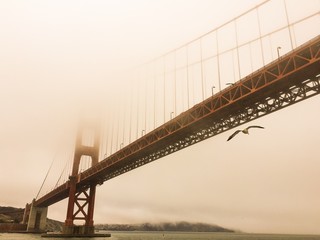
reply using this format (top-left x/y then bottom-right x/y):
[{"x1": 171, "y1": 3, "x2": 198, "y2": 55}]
[
  {"x1": 54, "y1": 156, "x2": 70, "y2": 189},
  {"x1": 35, "y1": 150, "x2": 58, "y2": 200}
]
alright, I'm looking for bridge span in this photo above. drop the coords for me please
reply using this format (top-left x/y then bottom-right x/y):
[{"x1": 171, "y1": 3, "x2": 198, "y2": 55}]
[{"x1": 35, "y1": 35, "x2": 320, "y2": 208}]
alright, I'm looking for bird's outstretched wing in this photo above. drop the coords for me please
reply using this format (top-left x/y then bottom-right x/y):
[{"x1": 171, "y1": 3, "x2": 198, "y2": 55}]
[
  {"x1": 247, "y1": 125, "x2": 264, "y2": 129},
  {"x1": 227, "y1": 130, "x2": 242, "y2": 141}
]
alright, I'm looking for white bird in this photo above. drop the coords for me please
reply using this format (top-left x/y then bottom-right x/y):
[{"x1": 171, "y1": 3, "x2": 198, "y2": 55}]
[{"x1": 227, "y1": 125, "x2": 264, "y2": 141}]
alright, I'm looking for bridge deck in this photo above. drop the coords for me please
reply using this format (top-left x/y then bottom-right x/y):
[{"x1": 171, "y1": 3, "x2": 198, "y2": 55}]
[{"x1": 35, "y1": 35, "x2": 320, "y2": 207}]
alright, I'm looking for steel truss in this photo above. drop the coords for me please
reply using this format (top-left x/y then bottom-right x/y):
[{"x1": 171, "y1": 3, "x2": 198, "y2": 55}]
[
  {"x1": 35, "y1": 35, "x2": 320, "y2": 207},
  {"x1": 73, "y1": 186, "x2": 94, "y2": 222},
  {"x1": 102, "y1": 74, "x2": 320, "y2": 181},
  {"x1": 80, "y1": 35, "x2": 320, "y2": 185}
]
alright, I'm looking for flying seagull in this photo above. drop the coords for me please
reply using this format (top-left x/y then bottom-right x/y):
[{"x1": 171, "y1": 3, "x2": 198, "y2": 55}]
[{"x1": 227, "y1": 125, "x2": 264, "y2": 141}]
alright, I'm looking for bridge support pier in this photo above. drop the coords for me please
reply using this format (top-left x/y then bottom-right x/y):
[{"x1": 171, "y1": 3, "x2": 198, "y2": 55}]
[
  {"x1": 24, "y1": 200, "x2": 48, "y2": 233},
  {"x1": 22, "y1": 203, "x2": 31, "y2": 225},
  {"x1": 60, "y1": 121, "x2": 106, "y2": 237},
  {"x1": 63, "y1": 180, "x2": 97, "y2": 235}
]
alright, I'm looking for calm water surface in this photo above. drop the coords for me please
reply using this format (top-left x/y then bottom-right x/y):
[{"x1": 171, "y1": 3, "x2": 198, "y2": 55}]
[{"x1": 1, "y1": 232, "x2": 320, "y2": 240}]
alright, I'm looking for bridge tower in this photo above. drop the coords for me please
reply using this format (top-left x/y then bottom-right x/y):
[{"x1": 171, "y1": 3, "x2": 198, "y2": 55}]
[{"x1": 63, "y1": 122, "x2": 100, "y2": 235}]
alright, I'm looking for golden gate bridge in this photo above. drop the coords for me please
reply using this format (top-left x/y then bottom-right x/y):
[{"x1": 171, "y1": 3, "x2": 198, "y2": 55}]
[{"x1": 20, "y1": 0, "x2": 319, "y2": 237}]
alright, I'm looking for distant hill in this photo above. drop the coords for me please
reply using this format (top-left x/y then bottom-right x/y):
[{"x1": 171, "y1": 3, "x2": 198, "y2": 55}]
[
  {"x1": 0, "y1": 206, "x2": 24, "y2": 223},
  {"x1": 0, "y1": 206, "x2": 63, "y2": 232},
  {"x1": 95, "y1": 221, "x2": 234, "y2": 232},
  {"x1": 1, "y1": 206, "x2": 234, "y2": 233}
]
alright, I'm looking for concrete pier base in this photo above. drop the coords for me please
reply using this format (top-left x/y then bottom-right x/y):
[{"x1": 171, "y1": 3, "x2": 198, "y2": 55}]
[
  {"x1": 62, "y1": 225, "x2": 95, "y2": 235},
  {"x1": 26, "y1": 201, "x2": 48, "y2": 233},
  {"x1": 40, "y1": 225, "x2": 111, "y2": 238}
]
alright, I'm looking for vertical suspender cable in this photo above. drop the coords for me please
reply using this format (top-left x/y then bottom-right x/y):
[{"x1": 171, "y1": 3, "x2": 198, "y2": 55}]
[
  {"x1": 54, "y1": 158, "x2": 69, "y2": 189},
  {"x1": 67, "y1": 151, "x2": 71, "y2": 181},
  {"x1": 144, "y1": 67, "x2": 148, "y2": 133},
  {"x1": 174, "y1": 51, "x2": 177, "y2": 115},
  {"x1": 291, "y1": 25, "x2": 297, "y2": 49},
  {"x1": 153, "y1": 62, "x2": 156, "y2": 129},
  {"x1": 116, "y1": 109, "x2": 120, "y2": 151},
  {"x1": 136, "y1": 75, "x2": 140, "y2": 140},
  {"x1": 163, "y1": 57, "x2": 166, "y2": 123},
  {"x1": 105, "y1": 115, "x2": 109, "y2": 157},
  {"x1": 99, "y1": 122, "x2": 103, "y2": 160},
  {"x1": 115, "y1": 108, "x2": 119, "y2": 151},
  {"x1": 269, "y1": 35, "x2": 273, "y2": 60},
  {"x1": 122, "y1": 99, "x2": 126, "y2": 147},
  {"x1": 249, "y1": 42, "x2": 253, "y2": 73},
  {"x1": 190, "y1": 61, "x2": 194, "y2": 106},
  {"x1": 110, "y1": 112, "x2": 114, "y2": 155},
  {"x1": 200, "y1": 38, "x2": 204, "y2": 101},
  {"x1": 234, "y1": 19, "x2": 241, "y2": 80},
  {"x1": 232, "y1": 50, "x2": 236, "y2": 83},
  {"x1": 283, "y1": 0, "x2": 294, "y2": 50},
  {"x1": 203, "y1": 55, "x2": 207, "y2": 98},
  {"x1": 79, "y1": 157, "x2": 82, "y2": 173},
  {"x1": 256, "y1": 7, "x2": 265, "y2": 66},
  {"x1": 35, "y1": 150, "x2": 58, "y2": 199},
  {"x1": 186, "y1": 45, "x2": 190, "y2": 109},
  {"x1": 216, "y1": 30, "x2": 221, "y2": 91},
  {"x1": 129, "y1": 81, "x2": 133, "y2": 144}
]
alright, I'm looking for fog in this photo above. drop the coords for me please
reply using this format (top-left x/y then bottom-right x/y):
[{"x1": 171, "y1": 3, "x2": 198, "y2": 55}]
[{"x1": 0, "y1": 0, "x2": 319, "y2": 235}]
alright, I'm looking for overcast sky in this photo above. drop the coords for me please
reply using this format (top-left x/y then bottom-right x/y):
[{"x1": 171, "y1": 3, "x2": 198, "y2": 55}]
[{"x1": 0, "y1": 0, "x2": 320, "y2": 235}]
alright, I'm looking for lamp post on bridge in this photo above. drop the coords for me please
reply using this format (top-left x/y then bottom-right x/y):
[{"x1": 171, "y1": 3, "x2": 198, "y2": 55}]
[
  {"x1": 211, "y1": 86, "x2": 216, "y2": 96},
  {"x1": 277, "y1": 46, "x2": 281, "y2": 59},
  {"x1": 170, "y1": 111, "x2": 175, "y2": 120}
]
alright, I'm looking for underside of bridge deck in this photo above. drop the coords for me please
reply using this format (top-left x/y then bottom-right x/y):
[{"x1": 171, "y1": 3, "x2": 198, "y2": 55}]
[{"x1": 34, "y1": 35, "x2": 320, "y2": 209}]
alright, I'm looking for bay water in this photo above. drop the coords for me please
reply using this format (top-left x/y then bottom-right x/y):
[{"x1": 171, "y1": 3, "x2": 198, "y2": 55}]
[{"x1": 1, "y1": 232, "x2": 320, "y2": 240}]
